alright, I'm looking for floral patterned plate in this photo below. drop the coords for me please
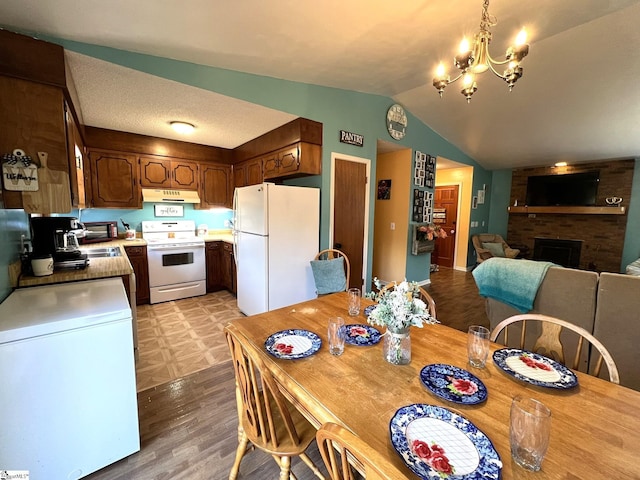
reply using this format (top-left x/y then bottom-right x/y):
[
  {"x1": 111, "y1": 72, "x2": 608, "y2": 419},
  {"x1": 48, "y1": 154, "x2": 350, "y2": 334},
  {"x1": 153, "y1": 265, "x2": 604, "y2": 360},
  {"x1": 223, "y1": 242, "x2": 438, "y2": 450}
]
[
  {"x1": 493, "y1": 348, "x2": 578, "y2": 389},
  {"x1": 264, "y1": 329, "x2": 321, "y2": 360},
  {"x1": 390, "y1": 404, "x2": 502, "y2": 480},
  {"x1": 363, "y1": 304, "x2": 376, "y2": 318},
  {"x1": 344, "y1": 324, "x2": 382, "y2": 346},
  {"x1": 420, "y1": 364, "x2": 488, "y2": 405}
]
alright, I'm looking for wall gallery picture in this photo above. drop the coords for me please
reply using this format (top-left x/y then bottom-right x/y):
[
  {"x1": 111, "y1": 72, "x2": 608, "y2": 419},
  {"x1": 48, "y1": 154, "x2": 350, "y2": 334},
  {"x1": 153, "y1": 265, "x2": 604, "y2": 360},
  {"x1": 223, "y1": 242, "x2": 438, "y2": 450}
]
[{"x1": 377, "y1": 179, "x2": 392, "y2": 199}]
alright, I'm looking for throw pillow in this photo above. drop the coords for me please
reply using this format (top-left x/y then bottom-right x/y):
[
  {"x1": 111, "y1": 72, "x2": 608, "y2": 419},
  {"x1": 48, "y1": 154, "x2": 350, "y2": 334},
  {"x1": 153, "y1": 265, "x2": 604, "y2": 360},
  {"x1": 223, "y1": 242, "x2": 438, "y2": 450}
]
[
  {"x1": 482, "y1": 242, "x2": 506, "y2": 257},
  {"x1": 310, "y1": 257, "x2": 347, "y2": 294}
]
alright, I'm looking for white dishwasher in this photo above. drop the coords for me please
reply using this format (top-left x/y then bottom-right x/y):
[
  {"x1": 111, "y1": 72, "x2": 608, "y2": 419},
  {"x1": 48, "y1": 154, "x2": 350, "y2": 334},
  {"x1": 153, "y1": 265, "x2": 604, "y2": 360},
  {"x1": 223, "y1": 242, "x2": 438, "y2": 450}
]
[{"x1": 0, "y1": 278, "x2": 140, "y2": 479}]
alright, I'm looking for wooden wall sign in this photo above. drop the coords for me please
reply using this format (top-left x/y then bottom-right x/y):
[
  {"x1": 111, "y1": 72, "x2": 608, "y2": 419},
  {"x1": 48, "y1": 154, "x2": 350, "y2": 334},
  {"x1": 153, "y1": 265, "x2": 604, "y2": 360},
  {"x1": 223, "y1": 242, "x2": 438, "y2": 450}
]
[{"x1": 339, "y1": 130, "x2": 364, "y2": 147}]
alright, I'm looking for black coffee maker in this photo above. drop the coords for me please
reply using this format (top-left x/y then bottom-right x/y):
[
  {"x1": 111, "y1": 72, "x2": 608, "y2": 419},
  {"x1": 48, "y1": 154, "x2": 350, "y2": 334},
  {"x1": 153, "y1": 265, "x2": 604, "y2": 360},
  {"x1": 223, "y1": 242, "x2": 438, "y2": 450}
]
[{"x1": 30, "y1": 216, "x2": 89, "y2": 269}]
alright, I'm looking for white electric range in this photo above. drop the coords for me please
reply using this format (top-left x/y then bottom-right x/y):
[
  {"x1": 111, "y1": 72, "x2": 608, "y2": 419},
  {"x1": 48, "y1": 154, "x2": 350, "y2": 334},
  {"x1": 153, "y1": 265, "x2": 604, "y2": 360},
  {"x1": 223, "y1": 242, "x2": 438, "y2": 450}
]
[{"x1": 142, "y1": 220, "x2": 206, "y2": 304}]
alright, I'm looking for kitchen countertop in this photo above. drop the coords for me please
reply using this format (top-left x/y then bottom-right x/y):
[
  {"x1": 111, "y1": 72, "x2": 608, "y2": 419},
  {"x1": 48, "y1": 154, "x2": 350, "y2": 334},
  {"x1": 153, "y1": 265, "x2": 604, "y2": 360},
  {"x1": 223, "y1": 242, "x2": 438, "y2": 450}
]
[
  {"x1": 16, "y1": 239, "x2": 139, "y2": 288},
  {"x1": 13, "y1": 233, "x2": 234, "y2": 288}
]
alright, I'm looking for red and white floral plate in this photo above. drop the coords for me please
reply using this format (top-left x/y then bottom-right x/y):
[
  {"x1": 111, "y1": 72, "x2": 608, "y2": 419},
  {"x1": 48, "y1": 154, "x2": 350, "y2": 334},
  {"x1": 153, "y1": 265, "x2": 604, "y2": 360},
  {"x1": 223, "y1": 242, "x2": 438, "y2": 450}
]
[
  {"x1": 493, "y1": 348, "x2": 578, "y2": 389},
  {"x1": 420, "y1": 364, "x2": 488, "y2": 405}
]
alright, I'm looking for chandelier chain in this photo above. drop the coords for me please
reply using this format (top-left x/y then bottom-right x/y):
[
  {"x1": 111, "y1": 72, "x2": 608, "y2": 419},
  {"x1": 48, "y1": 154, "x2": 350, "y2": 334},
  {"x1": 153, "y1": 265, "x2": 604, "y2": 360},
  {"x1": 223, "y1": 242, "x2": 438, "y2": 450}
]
[{"x1": 480, "y1": 0, "x2": 497, "y2": 33}]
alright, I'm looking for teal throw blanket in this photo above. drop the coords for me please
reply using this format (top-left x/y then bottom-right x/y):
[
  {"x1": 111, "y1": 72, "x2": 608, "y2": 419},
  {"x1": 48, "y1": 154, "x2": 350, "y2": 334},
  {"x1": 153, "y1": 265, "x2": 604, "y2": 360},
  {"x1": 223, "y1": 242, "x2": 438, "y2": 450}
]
[{"x1": 472, "y1": 258, "x2": 555, "y2": 313}]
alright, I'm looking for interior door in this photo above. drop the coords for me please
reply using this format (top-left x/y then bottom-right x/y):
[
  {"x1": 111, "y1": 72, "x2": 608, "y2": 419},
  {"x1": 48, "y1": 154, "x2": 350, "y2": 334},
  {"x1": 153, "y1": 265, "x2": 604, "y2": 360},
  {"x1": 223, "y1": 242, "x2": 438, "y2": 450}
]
[
  {"x1": 434, "y1": 185, "x2": 459, "y2": 268},
  {"x1": 332, "y1": 158, "x2": 367, "y2": 289}
]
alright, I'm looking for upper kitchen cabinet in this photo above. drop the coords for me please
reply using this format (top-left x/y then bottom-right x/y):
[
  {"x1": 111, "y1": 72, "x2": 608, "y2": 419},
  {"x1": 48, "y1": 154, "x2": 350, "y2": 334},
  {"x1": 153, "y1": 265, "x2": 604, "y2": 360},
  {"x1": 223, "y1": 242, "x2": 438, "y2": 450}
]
[
  {"x1": 199, "y1": 163, "x2": 232, "y2": 208},
  {"x1": 0, "y1": 30, "x2": 83, "y2": 213},
  {"x1": 233, "y1": 118, "x2": 322, "y2": 182},
  {"x1": 262, "y1": 142, "x2": 321, "y2": 180},
  {"x1": 139, "y1": 156, "x2": 199, "y2": 190},
  {"x1": 65, "y1": 101, "x2": 89, "y2": 209},
  {"x1": 88, "y1": 149, "x2": 141, "y2": 208},
  {"x1": 233, "y1": 157, "x2": 263, "y2": 190}
]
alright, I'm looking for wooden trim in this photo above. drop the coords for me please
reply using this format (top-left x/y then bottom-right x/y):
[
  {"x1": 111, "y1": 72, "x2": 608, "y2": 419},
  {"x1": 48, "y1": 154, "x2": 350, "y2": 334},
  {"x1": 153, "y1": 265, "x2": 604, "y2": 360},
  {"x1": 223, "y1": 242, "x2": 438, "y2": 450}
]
[
  {"x1": 0, "y1": 29, "x2": 66, "y2": 87},
  {"x1": 84, "y1": 126, "x2": 234, "y2": 164},
  {"x1": 233, "y1": 117, "x2": 322, "y2": 162},
  {"x1": 508, "y1": 205, "x2": 626, "y2": 215}
]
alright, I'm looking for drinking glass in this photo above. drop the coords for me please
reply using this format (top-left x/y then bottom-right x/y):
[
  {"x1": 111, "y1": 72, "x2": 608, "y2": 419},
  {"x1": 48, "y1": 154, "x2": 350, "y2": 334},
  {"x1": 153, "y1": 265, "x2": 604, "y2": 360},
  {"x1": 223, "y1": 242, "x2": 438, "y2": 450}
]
[
  {"x1": 510, "y1": 396, "x2": 552, "y2": 471},
  {"x1": 328, "y1": 317, "x2": 346, "y2": 355},
  {"x1": 467, "y1": 325, "x2": 490, "y2": 368},
  {"x1": 347, "y1": 288, "x2": 361, "y2": 316}
]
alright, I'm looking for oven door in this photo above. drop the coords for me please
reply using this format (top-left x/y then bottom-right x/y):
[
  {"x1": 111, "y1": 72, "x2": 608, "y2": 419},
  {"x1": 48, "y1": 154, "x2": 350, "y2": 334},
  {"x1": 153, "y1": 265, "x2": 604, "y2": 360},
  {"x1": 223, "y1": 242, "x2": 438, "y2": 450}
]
[{"x1": 147, "y1": 243, "x2": 206, "y2": 287}]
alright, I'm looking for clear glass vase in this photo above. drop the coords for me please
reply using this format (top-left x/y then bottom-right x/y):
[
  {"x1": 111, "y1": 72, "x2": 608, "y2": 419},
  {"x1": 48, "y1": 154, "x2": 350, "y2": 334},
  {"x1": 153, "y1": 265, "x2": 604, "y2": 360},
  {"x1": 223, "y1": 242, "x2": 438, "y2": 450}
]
[{"x1": 383, "y1": 327, "x2": 411, "y2": 365}]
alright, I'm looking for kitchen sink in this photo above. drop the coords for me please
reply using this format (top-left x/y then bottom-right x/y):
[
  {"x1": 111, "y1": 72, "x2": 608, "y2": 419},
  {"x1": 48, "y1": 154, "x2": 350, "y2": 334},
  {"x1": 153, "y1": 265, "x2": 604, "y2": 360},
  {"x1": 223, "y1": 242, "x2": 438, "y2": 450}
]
[{"x1": 80, "y1": 247, "x2": 122, "y2": 258}]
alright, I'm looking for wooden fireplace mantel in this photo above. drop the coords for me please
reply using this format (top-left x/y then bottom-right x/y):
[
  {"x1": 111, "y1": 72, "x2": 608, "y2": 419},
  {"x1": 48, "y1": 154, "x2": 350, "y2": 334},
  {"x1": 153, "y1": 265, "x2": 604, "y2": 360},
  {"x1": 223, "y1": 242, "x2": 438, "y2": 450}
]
[{"x1": 508, "y1": 206, "x2": 626, "y2": 215}]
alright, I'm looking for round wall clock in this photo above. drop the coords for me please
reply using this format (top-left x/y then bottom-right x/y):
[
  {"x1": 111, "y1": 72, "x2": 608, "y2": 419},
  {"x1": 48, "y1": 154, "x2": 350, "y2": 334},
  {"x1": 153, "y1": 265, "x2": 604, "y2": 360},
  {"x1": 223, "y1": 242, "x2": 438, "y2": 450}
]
[{"x1": 387, "y1": 104, "x2": 407, "y2": 140}]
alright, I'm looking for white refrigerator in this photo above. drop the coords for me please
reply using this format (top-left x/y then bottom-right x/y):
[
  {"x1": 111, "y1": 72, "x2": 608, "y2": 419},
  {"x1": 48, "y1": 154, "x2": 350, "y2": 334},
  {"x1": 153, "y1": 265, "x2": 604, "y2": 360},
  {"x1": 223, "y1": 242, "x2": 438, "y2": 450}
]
[
  {"x1": 0, "y1": 278, "x2": 140, "y2": 479},
  {"x1": 234, "y1": 183, "x2": 320, "y2": 316}
]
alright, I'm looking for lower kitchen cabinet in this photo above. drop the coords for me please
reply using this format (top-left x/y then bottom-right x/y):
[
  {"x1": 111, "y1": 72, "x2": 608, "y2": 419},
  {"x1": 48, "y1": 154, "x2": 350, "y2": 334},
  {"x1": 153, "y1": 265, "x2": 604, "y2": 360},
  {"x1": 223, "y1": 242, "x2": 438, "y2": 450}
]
[
  {"x1": 124, "y1": 245, "x2": 150, "y2": 305},
  {"x1": 222, "y1": 242, "x2": 237, "y2": 295},
  {"x1": 205, "y1": 241, "x2": 223, "y2": 292},
  {"x1": 206, "y1": 241, "x2": 236, "y2": 295}
]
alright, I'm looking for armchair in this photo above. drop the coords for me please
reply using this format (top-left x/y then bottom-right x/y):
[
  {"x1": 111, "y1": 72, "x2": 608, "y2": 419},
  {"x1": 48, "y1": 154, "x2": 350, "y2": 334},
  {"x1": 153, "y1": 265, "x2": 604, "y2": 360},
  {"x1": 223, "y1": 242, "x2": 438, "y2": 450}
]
[{"x1": 472, "y1": 234, "x2": 520, "y2": 264}]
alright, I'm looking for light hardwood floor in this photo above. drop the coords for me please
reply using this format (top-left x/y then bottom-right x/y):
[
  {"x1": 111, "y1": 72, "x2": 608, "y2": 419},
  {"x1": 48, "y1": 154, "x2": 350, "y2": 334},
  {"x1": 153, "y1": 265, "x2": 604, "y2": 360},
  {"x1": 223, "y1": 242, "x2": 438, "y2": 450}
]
[{"x1": 86, "y1": 267, "x2": 487, "y2": 479}]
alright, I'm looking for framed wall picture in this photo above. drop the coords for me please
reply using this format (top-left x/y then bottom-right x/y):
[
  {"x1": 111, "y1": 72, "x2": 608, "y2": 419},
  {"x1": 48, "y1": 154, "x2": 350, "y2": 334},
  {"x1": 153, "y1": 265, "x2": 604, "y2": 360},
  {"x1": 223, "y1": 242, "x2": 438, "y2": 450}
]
[{"x1": 377, "y1": 179, "x2": 392, "y2": 199}]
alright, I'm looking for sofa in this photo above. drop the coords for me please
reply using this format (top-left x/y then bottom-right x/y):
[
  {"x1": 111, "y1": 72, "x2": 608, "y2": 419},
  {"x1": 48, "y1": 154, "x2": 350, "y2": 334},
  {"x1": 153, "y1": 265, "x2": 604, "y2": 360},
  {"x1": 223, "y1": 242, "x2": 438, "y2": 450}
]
[{"x1": 483, "y1": 266, "x2": 640, "y2": 391}]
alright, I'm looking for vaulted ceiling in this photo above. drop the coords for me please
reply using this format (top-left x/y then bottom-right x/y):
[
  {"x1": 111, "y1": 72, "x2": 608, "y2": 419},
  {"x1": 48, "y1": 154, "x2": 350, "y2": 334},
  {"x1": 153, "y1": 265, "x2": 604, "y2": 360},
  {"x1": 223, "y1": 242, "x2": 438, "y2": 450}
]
[{"x1": 2, "y1": 0, "x2": 639, "y2": 170}]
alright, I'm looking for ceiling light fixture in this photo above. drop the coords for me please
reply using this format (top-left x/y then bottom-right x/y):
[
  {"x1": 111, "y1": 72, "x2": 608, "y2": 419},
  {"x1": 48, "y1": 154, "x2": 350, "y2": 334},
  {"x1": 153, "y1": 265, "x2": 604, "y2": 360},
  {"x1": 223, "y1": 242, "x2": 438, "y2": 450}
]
[
  {"x1": 433, "y1": 0, "x2": 530, "y2": 103},
  {"x1": 170, "y1": 121, "x2": 195, "y2": 134},
  {"x1": 555, "y1": 162, "x2": 568, "y2": 167}
]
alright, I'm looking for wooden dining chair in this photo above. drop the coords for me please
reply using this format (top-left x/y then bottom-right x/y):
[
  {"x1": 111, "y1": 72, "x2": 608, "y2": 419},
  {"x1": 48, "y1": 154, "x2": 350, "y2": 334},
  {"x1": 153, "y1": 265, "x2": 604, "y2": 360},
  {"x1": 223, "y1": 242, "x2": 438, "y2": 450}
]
[
  {"x1": 417, "y1": 287, "x2": 437, "y2": 319},
  {"x1": 311, "y1": 249, "x2": 351, "y2": 295},
  {"x1": 490, "y1": 313, "x2": 620, "y2": 384},
  {"x1": 378, "y1": 282, "x2": 437, "y2": 320},
  {"x1": 224, "y1": 324, "x2": 325, "y2": 480},
  {"x1": 316, "y1": 423, "x2": 402, "y2": 480}
]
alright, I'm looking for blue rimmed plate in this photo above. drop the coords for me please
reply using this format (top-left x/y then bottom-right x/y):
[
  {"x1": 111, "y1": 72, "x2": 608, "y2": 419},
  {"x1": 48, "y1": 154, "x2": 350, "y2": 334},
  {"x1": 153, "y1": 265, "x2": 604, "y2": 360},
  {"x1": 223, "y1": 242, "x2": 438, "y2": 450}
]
[
  {"x1": 390, "y1": 404, "x2": 502, "y2": 480},
  {"x1": 420, "y1": 364, "x2": 488, "y2": 405},
  {"x1": 264, "y1": 329, "x2": 322, "y2": 360},
  {"x1": 493, "y1": 348, "x2": 578, "y2": 389},
  {"x1": 363, "y1": 304, "x2": 376, "y2": 318},
  {"x1": 344, "y1": 324, "x2": 382, "y2": 346}
]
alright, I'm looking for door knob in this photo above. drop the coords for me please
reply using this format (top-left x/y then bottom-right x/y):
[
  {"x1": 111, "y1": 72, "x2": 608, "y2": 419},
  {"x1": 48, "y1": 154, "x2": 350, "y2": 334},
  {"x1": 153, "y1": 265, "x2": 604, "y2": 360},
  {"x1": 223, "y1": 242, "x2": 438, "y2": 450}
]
[{"x1": 334, "y1": 243, "x2": 342, "y2": 249}]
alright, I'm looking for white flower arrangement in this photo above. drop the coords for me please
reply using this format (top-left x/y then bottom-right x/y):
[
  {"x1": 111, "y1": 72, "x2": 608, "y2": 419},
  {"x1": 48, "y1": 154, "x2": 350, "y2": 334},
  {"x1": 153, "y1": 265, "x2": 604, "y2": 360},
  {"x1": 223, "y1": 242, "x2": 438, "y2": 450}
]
[{"x1": 365, "y1": 278, "x2": 438, "y2": 332}]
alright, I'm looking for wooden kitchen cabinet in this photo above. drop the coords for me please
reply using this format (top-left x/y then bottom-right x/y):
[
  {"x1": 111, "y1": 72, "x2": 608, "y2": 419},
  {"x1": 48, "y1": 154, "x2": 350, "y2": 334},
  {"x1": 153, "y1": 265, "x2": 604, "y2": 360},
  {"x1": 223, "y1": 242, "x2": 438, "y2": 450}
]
[
  {"x1": 124, "y1": 245, "x2": 150, "y2": 305},
  {"x1": 139, "y1": 156, "x2": 199, "y2": 190},
  {"x1": 0, "y1": 76, "x2": 72, "y2": 212},
  {"x1": 205, "y1": 241, "x2": 224, "y2": 292},
  {"x1": 221, "y1": 242, "x2": 236, "y2": 295},
  {"x1": 199, "y1": 163, "x2": 232, "y2": 208},
  {"x1": 262, "y1": 142, "x2": 321, "y2": 180},
  {"x1": 233, "y1": 157, "x2": 263, "y2": 190},
  {"x1": 88, "y1": 149, "x2": 141, "y2": 208},
  {"x1": 65, "y1": 101, "x2": 89, "y2": 208}
]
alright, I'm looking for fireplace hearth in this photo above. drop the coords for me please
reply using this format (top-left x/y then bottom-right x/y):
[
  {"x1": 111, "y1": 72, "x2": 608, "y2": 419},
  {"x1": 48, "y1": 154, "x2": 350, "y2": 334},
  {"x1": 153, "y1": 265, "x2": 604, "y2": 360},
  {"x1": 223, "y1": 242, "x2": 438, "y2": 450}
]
[{"x1": 533, "y1": 237, "x2": 582, "y2": 268}]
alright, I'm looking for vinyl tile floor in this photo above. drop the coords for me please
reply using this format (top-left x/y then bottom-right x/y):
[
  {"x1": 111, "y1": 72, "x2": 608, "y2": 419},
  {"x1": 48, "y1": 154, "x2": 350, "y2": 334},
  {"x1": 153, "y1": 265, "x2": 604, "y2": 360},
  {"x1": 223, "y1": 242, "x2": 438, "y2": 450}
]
[{"x1": 134, "y1": 290, "x2": 244, "y2": 392}]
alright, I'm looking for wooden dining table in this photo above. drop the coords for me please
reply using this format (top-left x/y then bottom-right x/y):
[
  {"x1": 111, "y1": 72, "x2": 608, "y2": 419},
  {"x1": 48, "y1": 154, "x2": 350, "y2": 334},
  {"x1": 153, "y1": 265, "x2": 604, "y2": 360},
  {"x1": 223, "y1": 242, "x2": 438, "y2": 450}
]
[{"x1": 228, "y1": 291, "x2": 640, "y2": 479}]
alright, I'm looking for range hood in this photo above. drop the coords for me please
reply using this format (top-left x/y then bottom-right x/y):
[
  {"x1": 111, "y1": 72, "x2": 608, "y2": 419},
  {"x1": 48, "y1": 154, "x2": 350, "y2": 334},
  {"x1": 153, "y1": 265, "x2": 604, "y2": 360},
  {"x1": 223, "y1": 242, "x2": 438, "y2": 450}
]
[{"x1": 142, "y1": 189, "x2": 200, "y2": 204}]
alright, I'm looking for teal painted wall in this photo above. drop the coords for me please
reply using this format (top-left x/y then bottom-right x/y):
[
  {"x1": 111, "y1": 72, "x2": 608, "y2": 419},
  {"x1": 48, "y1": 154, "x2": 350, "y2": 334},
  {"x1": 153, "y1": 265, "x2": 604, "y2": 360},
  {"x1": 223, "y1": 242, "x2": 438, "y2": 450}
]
[
  {"x1": 0, "y1": 208, "x2": 29, "y2": 302},
  {"x1": 621, "y1": 158, "x2": 640, "y2": 270},
  {"x1": 488, "y1": 169, "x2": 513, "y2": 237},
  {"x1": 73, "y1": 205, "x2": 233, "y2": 234}
]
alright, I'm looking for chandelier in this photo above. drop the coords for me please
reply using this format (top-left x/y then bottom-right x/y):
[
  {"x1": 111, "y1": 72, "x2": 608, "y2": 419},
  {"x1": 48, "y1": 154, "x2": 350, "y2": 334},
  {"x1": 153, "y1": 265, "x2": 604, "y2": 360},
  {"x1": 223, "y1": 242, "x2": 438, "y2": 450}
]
[{"x1": 433, "y1": 0, "x2": 530, "y2": 102}]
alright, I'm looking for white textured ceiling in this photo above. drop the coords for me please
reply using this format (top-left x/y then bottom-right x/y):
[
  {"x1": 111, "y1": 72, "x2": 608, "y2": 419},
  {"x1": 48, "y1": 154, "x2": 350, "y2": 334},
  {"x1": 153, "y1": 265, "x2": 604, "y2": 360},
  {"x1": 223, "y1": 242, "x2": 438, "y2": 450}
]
[{"x1": 1, "y1": 0, "x2": 640, "y2": 169}]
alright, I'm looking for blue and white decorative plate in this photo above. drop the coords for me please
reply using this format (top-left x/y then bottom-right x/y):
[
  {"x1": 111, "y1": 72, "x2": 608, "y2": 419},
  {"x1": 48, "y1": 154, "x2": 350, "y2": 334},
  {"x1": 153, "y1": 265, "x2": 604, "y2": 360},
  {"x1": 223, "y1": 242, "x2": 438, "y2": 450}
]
[
  {"x1": 363, "y1": 304, "x2": 376, "y2": 318},
  {"x1": 420, "y1": 364, "x2": 488, "y2": 405},
  {"x1": 264, "y1": 329, "x2": 322, "y2": 360},
  {"x1": 493, "y1": 348, "x2": 578, "y2": 389},
  {"x1": 344, "y1": 324, "x2": 382, "y2": 346},
  {"x1": 390, "y1": 404, "x2": 502, "y2": 480}
]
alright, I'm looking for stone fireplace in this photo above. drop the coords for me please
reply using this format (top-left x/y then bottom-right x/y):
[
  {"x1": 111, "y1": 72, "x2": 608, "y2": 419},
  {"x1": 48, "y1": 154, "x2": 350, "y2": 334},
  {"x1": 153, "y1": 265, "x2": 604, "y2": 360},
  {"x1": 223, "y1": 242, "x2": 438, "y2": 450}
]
[
  {"x1": 533, "y1": 237, "x2": 582, "y2": 268},
  {"x1": 507, "y1": 159, "x2": 634, "y2": 273}
]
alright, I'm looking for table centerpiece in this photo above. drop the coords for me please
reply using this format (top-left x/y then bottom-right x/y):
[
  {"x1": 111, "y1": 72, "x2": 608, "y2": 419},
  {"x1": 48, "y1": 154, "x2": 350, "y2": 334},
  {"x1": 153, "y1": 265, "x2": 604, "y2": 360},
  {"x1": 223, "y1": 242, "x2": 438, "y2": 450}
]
[{"x1": 366, "y1": 278, "x2": 438, "y2": 365}]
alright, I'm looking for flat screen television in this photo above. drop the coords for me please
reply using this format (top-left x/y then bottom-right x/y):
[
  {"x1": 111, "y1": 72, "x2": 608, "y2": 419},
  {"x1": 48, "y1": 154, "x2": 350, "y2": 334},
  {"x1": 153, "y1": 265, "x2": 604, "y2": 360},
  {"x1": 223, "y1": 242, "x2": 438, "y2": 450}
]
[{"x1": 525, "y1": 171, "x2": 600, "y2": 206}]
